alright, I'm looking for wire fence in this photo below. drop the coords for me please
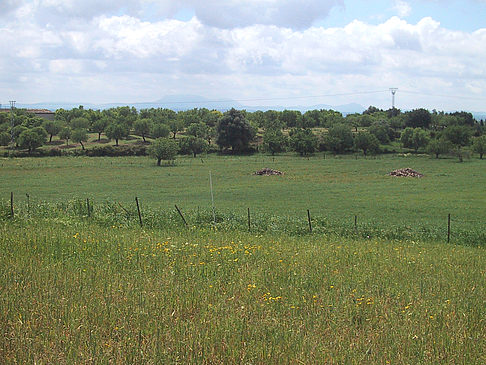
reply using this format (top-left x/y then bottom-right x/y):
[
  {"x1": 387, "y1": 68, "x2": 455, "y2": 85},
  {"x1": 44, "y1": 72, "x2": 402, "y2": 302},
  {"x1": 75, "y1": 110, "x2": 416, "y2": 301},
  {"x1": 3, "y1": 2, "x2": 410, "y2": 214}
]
[{"x1": 2, "y1": 193, "x2": 485, "y2": 247}]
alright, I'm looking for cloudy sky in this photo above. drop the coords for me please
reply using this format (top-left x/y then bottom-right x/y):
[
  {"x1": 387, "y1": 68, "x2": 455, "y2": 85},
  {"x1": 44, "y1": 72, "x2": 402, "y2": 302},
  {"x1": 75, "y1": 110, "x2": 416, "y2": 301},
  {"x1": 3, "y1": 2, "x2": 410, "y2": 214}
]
[{"x1": 1, "y1": 0, "x2": 486, "y2": 111}]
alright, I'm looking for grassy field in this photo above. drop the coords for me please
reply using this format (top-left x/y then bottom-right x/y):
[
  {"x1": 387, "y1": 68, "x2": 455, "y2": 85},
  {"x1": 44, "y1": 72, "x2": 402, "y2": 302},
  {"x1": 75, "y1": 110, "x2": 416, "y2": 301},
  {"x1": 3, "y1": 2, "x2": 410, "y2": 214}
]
[
  {"x1": 1, "y1": 154, "x2": 485, "y2": 362},
  {"x1": 1, "y1": 153, "x2": 485, "y2": 242},
  {"x1": 1, "y1": 219, "x2": 485, "y2": 363}
]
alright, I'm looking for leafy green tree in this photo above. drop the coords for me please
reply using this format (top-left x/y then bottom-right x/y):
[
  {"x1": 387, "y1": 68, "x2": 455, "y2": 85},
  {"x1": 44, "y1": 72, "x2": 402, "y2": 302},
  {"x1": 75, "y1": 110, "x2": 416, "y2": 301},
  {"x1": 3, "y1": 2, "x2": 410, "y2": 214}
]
[
  {"x1": 134, "y1": 118, "x2": 152, "y2": 142},
  {"x1": 59, "y1": 127, "x2": 72, "y2": 146},
  {"x1": 263, "y1": 110, "x2": 283, "y2": 130},
  {"x1": 354, "y1": 132, "x2": 379, "y2": 156},
  {"x1": 151, "y1": 123, "x2": 170, "y2": 139},
  {"x1": 18, "y1": 127, "x2": 48, "y2": 153},
  {"x1": 472, "y1": 135, "x2": 486, "y2": 159},
  {"x1": 12, "y1": 125, "x2": 28, "y2": 147},
  {"x1": 72, "y1": 128, "x2": 88, "y2": 150},
  {"x1": 70, "y1": 117, "x2": 90, "y2": 130},
  {"x1": 442, "y1": 125, "x2": 472, "y2": 147},
  {"x1": 187, "y1": 122, "x2": 210, "y2": 140},
  {"x1": 369, "y1": 121, "x2": 393, "y2": 144},
  {"x1": 42, "y1": 120, "x2": 62, "y2": 142},
  {"x1": 442, "y1": 125, "x2": 472, "y2": 162},
  {"x1": 149, "y1": 138, "x2": 179, "y2": 166},
  {"x1": 401, "y1": 127, "x2": 429, "y2": 152},
  {"x1": 263, "y1": 129, "x2": 288, "y2": 155},
  {"x1": 323, "y1": 124, "x2": 354, "y2": 154},
  {"x1": 168, "y1": 118, "x2": 184, "y2": 139},
  {"x1": 426, "y1": 138, "x2": 452, "y2": 159},
  {"x1": 405, "y1": 108, "x2": 432, "y2": 129},
  {"x1": 289, "y1": 128, "x2": 318, "y2": 156},
  {"x1": 216, "y1": 108, "x2": 255, "y2": 152},
  {"x1": 106, "y1": 122, "x2": 129, "y2": 146},
  {"x1": 180, "y1": 136, "x2": 208, "y2": 157},
  {"x1": 0, "y1": 131, "x2": 10, "y2": 146},
  {"x1": 92, "y1": 118, "x2": 109, "y2": 141},
  {"x1": 280, "y1": 110, "x2": 301, "y2": 128}
]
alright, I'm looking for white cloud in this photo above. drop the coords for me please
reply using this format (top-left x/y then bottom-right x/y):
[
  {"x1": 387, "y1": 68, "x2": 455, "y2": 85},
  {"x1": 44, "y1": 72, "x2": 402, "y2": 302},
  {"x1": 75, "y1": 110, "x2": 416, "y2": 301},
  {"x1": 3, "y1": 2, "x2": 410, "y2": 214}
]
[
  {"x1": 1, "y1": 2, "x2": 486, "y2": 110},
  {"x1": 394, "y1": 1, "x2": 412, "y2": 17}
]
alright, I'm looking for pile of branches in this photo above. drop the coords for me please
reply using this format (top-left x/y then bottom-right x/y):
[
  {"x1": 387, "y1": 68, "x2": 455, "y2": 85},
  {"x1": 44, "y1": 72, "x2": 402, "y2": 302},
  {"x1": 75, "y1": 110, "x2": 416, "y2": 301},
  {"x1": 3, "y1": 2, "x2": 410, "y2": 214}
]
[
  {"x1": 254, "y1": 168, "x2": 284, "y2": 176},
  {"x1": 388, "y1": 168, "x2": 424, "y2": 178}
]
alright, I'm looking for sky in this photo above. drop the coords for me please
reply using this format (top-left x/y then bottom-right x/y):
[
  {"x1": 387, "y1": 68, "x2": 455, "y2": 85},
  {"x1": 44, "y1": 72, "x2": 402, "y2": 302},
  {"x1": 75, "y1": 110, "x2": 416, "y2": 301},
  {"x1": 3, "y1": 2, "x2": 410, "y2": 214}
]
[{"x1": 1, "y1": 0, "x2": 486, "y2": 111}]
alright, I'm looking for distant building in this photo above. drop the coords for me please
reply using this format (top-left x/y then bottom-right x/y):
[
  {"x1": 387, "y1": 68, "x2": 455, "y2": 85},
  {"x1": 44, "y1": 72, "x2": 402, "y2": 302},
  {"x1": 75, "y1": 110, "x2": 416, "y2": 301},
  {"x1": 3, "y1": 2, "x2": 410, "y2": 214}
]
[{"x1": 0, "y1": 108, "x2": 55, "y2": 121}]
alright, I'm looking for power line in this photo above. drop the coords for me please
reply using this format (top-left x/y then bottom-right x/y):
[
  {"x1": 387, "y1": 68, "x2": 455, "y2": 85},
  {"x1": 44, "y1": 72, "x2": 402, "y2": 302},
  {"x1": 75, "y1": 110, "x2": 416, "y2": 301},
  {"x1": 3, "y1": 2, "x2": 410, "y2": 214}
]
[
  {"x1": 400, "y1": 90, "x2": 486, "y2": 101},
  {"x1": 159, "y1": 90, "x2": 389, "y2": 105}
]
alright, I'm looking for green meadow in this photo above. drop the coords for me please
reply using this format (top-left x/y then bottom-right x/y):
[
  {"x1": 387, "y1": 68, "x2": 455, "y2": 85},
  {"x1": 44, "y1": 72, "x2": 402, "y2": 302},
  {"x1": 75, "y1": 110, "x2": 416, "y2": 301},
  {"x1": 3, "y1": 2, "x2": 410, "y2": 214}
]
[
  {"x1": 1, "y1": 154, "x2": 485, "y2": 363},
  {"x1": 1, "y1": 153, "x2": 485, "y2": 228}
]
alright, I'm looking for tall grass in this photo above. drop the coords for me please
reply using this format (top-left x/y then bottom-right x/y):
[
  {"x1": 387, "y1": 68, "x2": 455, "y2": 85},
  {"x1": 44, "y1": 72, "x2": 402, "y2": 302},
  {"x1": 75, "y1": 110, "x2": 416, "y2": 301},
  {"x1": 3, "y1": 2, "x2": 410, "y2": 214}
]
[
  {"x1": 0, "y1": 217, "x2": 484, "y2": 363},
  {"x1": 1, "y1": 198, "x2": 484, "y2": 247}
]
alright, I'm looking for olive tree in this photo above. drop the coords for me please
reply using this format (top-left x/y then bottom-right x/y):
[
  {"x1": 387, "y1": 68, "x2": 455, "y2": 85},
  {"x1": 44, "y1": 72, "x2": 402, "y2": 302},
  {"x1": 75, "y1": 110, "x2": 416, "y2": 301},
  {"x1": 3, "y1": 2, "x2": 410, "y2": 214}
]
[{"x1": 149, "y1": 137, "x2": 179, "y2": 166}]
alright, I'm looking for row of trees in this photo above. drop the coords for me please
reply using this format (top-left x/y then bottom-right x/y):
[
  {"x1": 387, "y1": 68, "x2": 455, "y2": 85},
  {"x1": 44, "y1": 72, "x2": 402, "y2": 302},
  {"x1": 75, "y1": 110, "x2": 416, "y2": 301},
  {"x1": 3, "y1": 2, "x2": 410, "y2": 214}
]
[{"x1": 1, "y1": 105, "x2": 485, "y2": 161}]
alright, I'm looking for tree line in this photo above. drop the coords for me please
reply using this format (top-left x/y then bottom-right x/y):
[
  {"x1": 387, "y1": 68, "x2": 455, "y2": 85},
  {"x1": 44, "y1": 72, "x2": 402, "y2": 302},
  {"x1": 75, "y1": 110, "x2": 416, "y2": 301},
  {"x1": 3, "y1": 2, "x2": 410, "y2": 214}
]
[{"x1": 0, "y1": 105, "x2": 485, "y2": 163}]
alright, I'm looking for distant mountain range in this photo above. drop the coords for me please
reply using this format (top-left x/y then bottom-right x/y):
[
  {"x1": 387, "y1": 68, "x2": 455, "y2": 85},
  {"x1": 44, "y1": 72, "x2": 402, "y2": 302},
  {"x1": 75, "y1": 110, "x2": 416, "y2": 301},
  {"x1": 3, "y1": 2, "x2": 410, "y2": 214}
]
[{"x1": 11, "y1": 94, "x2": 486, "y2": 119}]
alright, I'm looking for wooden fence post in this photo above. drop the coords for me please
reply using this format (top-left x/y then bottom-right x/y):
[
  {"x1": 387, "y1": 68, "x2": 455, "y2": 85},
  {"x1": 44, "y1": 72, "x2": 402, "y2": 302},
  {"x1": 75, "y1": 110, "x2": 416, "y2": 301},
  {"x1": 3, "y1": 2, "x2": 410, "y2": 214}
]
[
  {"x1": 248, "y1": 208, "x2": 251, "y2": 232},
  {"x1": 175, "y1": 205, "x2": 188, "y2": 226},
  {"x1": 86, "y1": 198, "x2": 91, "y2": 217},
  {"x1": 135, "y1": 197, "x2": 143, "y2": 227},
  {"x1": 10, "y1": 192, "x2": 14, "y2": 218},
  {"x1": 307, "y1": 209, "x2": 312, "y2": 233},
  {"x1": 26, "y1": 193, "x2": 30, "y2": 215},
  {"x1": 447, "y1": 214, "x2": 451, "y2": 243}
]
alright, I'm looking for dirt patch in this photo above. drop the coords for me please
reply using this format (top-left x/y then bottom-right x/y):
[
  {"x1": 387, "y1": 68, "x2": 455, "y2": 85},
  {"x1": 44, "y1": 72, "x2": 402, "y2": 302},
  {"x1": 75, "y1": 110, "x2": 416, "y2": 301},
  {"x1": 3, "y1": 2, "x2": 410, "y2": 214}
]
[
  {"x1": 254, "y1": 168, "x2": 284, "y2": 176},
  {"x1": 388, "y1": 168, "x2": 424, "y2": 178}
]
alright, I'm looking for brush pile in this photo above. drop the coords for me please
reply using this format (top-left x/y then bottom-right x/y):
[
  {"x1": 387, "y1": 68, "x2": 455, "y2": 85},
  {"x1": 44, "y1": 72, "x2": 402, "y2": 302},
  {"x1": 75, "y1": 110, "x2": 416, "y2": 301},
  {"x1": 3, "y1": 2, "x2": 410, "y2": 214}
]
[
  {"x1": 254, "y1": 168, "x2": 284, "y2": 176},
  {"x1": 388, "y1": 168, "x2": 424, "y2": 178}
]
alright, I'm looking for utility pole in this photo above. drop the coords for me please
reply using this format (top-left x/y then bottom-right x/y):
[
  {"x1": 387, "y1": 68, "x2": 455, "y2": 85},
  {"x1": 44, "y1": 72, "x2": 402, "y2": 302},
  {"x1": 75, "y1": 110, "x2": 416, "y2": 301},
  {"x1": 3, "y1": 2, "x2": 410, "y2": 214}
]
[
  {"x1": 389, "y1": 88, "x2": 398, "y2": 110},
  {"x1": 9, "y1": 101, "x2": 16, "y2": 143}
]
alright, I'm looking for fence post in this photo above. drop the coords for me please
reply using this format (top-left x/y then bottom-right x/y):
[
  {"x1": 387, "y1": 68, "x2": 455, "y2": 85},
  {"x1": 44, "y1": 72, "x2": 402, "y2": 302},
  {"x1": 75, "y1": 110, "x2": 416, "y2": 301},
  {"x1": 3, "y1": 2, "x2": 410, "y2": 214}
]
[
  {"x1": 447, "y1": 214, "x2": 451, "y2": 243},
  {"x1": 135, "y1": 197, "x2": 143, "y2": 227},
  {"x1": 86, "y1": 198, "x2": 91, "y2": 217},
  {"x1": 10, "y1": 192, "x2": 14, "y2": 218},
  {"x1": 248, "y1": 208, "x2": 251, "y2": 232},
  {"x1": 175, "y1": 204, "x2": 188, "y2": 226},
  {"x1": 354, "y1": 215, "x2": 357, "y2": 232},
  {"x1": 26, "y1": 193, "x2": 30, "y2": 215},
  {"x1": 307, "y1": 209, "x2": 312, "y2": 233}
]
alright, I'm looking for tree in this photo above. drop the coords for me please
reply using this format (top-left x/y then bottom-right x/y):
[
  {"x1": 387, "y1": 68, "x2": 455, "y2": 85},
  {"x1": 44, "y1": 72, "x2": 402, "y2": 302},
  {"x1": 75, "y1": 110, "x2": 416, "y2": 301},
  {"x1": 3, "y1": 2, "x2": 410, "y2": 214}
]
[
  {"x1": 106, "y1": 122, "x2": 129, "y2": 146},
  {"x1": 401, "y1": 127, "x2": 429, "y2": 152},
  {"x1": 180, "y1": 136, "x2": 208, "y2": 157},
  {"x1": 92, "y1": 118, "x2": 109, "y2": 141},
  {"x1": 426, "y1": 138, "x2": 452, "y2": 159},
  {"x1": 72, "y1": 128, "x2": 88, "y2": 150},
  {"x1": 70, "y1": 117, "x2": 90, "y2": 130},
  {"x1": 216, "y1": 108, "x2": 255, "y2": 152},
  {"x1": 442, "y1": 125, "x2": 472, "y2": 162},
  {"x1": 472, "y1": 135, "x2": 486, "y2": 159},
  {"x1": 134, "y1": 118, "x2": 152, "y2": 142},
  {"x1": 289, "y1": 128, "x2": 318, "y2": 156},
  {"x1": 354, "y1": 132, "x2": 379, "y2": 156},
  {"x1": 149, "y1": 138, "x2": 179, "y2": 166},
  {"x1": 12, "y1": 125, "x2": 28, "y2": 147},
  {"x1": 405, "y1": 108, "x2": 432, "y2": 129},
  {"x1": 59, "y1": 127, "x2": 72, "y2": 146},
  {"x1": 369, "y1": 121, "x2": 393, "y2": 144},
  {"x1": 42, "y1": 120, "x2": 62, "y2": 142},
  {"x1": 168, "y1": 118, "x2": 184, "y2": 139},
  {"x1": 187, "y1": 122, "x2": 209, "y2": 139},
  {"x1": 263, "y1": 129, "x2": 288, "y2": 155},
  {"x1": 18, "y1": 127, "x2": 48, "y2": 153},
  {"x1": 0, "y1": 132, "x2": 10, "y2": 146},
  {"x1": 151, "y1": 123, "x2": 170, "y2": 139},
  {"x1": 323, "y1": 124, "x2": 354, "y2": 154},
  {"x1": 442, "y1": 125, "x2": 472, "y2": 147}
]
